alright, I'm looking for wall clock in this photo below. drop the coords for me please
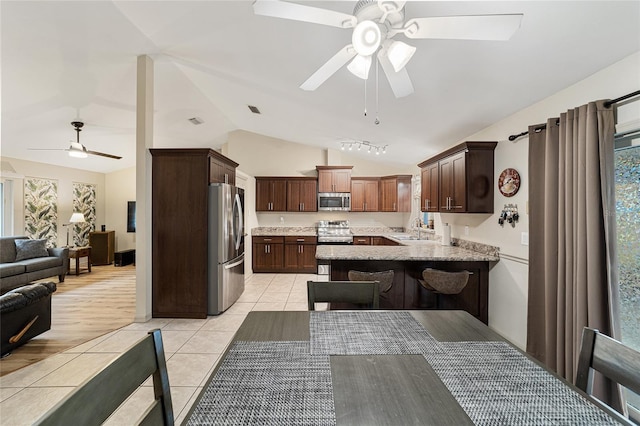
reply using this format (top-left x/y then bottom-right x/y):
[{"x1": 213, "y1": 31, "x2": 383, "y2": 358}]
[{"x1": 498, "y1": 168, "x2": 521, "y2": 197}]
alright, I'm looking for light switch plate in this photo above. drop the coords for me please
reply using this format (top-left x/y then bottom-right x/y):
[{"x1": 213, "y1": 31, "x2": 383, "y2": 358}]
[{"x1": 521, "y1": 232, "x2": 529, "y2": 246}]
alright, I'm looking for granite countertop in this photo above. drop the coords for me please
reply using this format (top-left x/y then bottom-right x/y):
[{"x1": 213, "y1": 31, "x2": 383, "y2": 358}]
[
  {"x1": 252, "y1": 227, "x2": 317, "y2": 236},
  {"x1": 315, "y1": 243, "x2": 499, "y2": 262}
]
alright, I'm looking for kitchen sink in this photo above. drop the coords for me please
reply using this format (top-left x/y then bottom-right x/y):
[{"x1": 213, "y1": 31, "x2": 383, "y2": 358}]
[{"x1": 390, "y1": 234, "x2": 419, "y2": 240}]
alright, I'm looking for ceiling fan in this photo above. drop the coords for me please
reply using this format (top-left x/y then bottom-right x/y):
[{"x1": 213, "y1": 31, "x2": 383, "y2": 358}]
[
  {"x1": 253, "y1": 0, "x2": 523, "y2": 98},
  {"x1": 29, "y1": 121, "x2": 122, "y2": 160}
]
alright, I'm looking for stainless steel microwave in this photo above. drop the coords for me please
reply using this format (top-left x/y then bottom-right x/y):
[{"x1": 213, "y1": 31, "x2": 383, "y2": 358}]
[{"x1": 318, "y1": 192, "x2": 351, "y2": 211}]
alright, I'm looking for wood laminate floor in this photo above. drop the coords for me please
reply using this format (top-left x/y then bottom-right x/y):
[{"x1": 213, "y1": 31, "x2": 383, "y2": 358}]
[{"x1": 0, "y1": 262, "x2": 136, "y2": 376}]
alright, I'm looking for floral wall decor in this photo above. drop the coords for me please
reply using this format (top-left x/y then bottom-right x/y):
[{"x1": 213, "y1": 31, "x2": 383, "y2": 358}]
[
  {"x1": 24, "y1": 177, "x2": 58, "y2": 247},
  {"x1": 72, "y1": 182, "x2": 96, "y2": 246}
]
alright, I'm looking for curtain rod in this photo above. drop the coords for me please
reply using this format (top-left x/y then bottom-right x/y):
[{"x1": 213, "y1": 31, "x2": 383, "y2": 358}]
[{"x1": 508, "y1": 90, "x2": 640, "y2": 141}]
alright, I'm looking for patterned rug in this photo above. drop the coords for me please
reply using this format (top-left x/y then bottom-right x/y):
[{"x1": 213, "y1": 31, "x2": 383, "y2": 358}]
[
  {"x1": 186, "y1": 341, "x2": 335, "y2": 426},
  {"x1": 309, "y1": 311, "x2": 443, "y2": 355}
]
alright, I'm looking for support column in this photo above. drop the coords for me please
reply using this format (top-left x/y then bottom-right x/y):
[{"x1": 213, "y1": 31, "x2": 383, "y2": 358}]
[{"x1": 135, "y1": 55, "x2": 153, "y2": 322}]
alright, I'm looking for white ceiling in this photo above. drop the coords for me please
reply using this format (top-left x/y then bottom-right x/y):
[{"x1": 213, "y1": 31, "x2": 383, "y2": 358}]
[{"x1": 2, "y1": 1, "x2": 639, "y2": 174}]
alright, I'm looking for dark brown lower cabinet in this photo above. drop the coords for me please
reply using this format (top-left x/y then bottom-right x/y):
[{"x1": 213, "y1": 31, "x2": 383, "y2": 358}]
[
  {"x1": 252, "y1": 237, "x2": 284, "y2": 272},
  {"x1": 329, "y1": 260, "x2": 489, "y2": 324},
  {"x1": 253, "y1": 236, "x2": 316, "y2": 273},
  {"x1": 284, "y1": 236, "x2": 317, "y2": 273}
]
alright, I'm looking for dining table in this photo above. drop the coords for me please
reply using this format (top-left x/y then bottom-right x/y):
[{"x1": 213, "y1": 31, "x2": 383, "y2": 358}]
[{"x1": 182, "y1": 310, "x2": 631, "y2": 425}]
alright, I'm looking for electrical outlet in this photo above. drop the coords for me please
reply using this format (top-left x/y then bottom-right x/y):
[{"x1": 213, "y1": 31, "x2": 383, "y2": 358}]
[
  {"x1": 521, "y1": 232, "x2": 529, "y2": 246},
  {"x1": 464, "y1": 225, "x2": 469, "y2": 236},
  {"x1": 280, "y1": 216, "x2": 284, "y2": 224}
]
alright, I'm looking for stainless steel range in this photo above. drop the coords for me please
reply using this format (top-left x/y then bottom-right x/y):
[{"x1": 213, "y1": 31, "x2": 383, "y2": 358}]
[
  {"x1": 316, "y1": 220, "x2": 353, "y2": 275},
  {"x1": 316, "y1": 220, "x2": 353, "y2": 244}
]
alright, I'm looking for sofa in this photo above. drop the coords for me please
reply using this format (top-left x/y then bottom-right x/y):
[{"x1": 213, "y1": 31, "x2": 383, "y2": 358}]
[
  {"x1": 0, "y1": 236, "x2": 68, "y2": 294},
  {"x1": 1, "y1": 281, "x2": 56, "y2": 355}
]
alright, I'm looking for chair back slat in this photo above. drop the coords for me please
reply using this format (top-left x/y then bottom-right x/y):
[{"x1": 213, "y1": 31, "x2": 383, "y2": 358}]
[
  {"x1": 34, "y1": 329, "x2": 173, "y2": 426},
  {"x1": 591, "y1": 331, "x2": 640, "y2": 395},
  {"x1": 307, "y1": 281, "x2": 380, "y2": 310},
  {"x1": 576, "y1": 327, "x2": 640, "y2": 412}
]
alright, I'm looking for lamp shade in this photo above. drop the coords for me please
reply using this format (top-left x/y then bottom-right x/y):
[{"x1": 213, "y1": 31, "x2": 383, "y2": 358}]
[
  {"x1": 352, "y1": 20, "x2": 381, "y2": 56},
  {"x1": 69, "y1": 212, "x2": 86, "y2": 223},
  {"x1": 347, "y1": 54, "x2": 372, "y2": 80},
  {"x1": 386, "y1": 40, "x2": 416, "y2": 72}
]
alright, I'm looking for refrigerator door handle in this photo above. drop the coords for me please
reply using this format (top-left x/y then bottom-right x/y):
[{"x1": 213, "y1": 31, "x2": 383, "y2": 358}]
[
  {"x1": 233, "y1": 192, "x2": 244, "y2": 251},
  {"x1": 224, "y1": 253, "x2": 245, "y2": 270}
]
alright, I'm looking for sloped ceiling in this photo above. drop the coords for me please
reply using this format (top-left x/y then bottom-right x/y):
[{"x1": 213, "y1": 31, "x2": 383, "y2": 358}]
[{"x1": 1, "y1": 1, "x2": 639, "y2": 173}]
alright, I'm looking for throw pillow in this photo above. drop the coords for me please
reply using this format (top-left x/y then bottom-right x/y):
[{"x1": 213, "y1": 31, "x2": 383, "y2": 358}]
[{"x1": 14, "y1": 239, "x2": 49, "y2": 261}]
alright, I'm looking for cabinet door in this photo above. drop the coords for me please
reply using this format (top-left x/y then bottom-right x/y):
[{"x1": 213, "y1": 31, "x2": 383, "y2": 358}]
[
  {"x1": 439, "y1": 152, "x2": 466, "y2": 212},
  {"x1": 284, "y1": 243, "x2": 300, "y2": 270},
  {"x1": 253, "y1": 242, "x2": 284, "y2": 271},
  {"x1": 350, "y1": 180, "x2": 365, "y2": 212},
  {"x1": 421, "y1": 163, "x2": 439, "y2": 212},
  {"x1": 333, "y1": 169, "x2": 352, "y2": 192},
  {"x1": 223, "y1": 163, "x2": 236, "y2": 185},
  {"x1": 256, "y1": 179, "x2": 287, "y2": 211},
  {"x1": 380, "y1": 178, "x2": 397, "y2": 212},
  {"x1": 256, "y1": 179, "x2": 273, "y2": 211},
  {"x1": 300, "y1": 243, "x2": 317, "y2": 271},
  {"x1": 271, "y1": 180, "x2": 287, "y2": 211},
  {"x1": 299, "y1": 180, "x2": 317, "y2": 211},
  {"x1": 286, "y1": 180, "x2": 302, "y2": 212},
  {"x1": 317, "y1": 170, "x2": 333, "y2": 192},
  {"x1": 364, "y1": 180, "x2": 379, "y2": 211}
]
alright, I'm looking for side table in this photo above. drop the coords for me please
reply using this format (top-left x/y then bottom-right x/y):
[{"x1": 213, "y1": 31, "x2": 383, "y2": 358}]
[{"x1": 68, "y1": 246, "x2": 92, "y2": 276}]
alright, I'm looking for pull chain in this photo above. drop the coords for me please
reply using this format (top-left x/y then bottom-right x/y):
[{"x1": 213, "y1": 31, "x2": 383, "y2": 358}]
[
  {"x1": 375, "y1": 55, "x2": 380, "y2": 125},
  {"x1": 363, "y1": 71, "x2": 367, "y2": 117}
]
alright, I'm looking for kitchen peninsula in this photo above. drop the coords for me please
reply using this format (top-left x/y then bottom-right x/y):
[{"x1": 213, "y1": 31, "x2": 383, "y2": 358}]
[{"x1": 316, "y1": 240, "x2": 499, "y2": 324}]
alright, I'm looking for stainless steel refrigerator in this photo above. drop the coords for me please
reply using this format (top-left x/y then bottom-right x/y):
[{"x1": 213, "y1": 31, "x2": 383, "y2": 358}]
[{"x1": 208, "y1": 183, "x2": 245, "y2": 315}]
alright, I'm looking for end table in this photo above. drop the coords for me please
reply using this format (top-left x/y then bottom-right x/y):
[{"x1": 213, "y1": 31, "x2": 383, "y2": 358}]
[{"x1": 68, "y1": 246, "x2": 92, "y2": 276}]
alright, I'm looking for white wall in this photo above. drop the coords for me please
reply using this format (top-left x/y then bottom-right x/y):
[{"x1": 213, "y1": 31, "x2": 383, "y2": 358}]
[
  {"x1": 435, "y1": 51, "x2": 640, "y2": 349},
  {"x1": 105, "y1": 167, "x2": 136, "y2": 251},
  {"x1": 226, "y1": 129, "x2": 415, "y2": 230},
  {"x1": 1, "y1": 157, "x2": 106, "y2": 247}
]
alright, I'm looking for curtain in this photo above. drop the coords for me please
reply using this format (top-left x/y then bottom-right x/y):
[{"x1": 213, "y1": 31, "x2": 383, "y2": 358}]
[{"x1": 527, "y1": 100, "x2": 622, "y2": 411}]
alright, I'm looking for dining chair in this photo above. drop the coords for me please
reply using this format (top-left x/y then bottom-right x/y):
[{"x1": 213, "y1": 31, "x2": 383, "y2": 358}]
[
  {"x1": 307, "y1": 280, "x2": 380, "y2": 311},
  {"x1": 576, "y1": 327, "x2": 640, "y2": 412},
  {"x1": 34, "y1": 329, "x2": 174, "y2": 426}
]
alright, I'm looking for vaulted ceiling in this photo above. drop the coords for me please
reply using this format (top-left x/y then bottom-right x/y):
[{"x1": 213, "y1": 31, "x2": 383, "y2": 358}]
[{"x1": 2, "y1": 1, "x2": 639, "y2": 173}]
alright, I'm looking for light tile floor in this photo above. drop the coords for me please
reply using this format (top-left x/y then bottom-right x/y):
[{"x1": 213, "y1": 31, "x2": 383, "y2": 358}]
[{"x1": 0, "y1": 273, "x2": 327, "y2": 425}]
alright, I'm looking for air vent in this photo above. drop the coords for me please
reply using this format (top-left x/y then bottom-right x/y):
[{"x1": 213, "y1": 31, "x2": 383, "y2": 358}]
[
  {"x1": 188, "y1": 117, "x2": 204, "y2": 125},
  {"x1": 248, "y1": 105, "x2": 261, "y2": 114}
]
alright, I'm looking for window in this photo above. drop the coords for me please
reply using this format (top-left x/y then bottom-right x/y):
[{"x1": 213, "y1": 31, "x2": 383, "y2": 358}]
[{"x1": 614, "y1": 129, "x2": 640, "y2": 418}]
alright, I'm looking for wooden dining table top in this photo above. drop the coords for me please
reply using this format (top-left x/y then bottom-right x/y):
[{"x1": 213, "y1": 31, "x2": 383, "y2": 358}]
[{"x1": 182, "y1": 310, "x2": 630, "y2": 426}]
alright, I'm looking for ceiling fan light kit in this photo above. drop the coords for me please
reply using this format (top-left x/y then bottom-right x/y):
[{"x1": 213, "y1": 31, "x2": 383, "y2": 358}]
[
  {"x1": 386, "y1": 40, "x2": 416, "y2": 72},
  {"x1": 347, "y1": 54, "x2": 373, "y2": 80},
  {"x1": 68, "y1": 142, "x2": 88, "y2": 158},
  {"x1": 253, "y1": 0, "x2": 523, "y2": 98}
]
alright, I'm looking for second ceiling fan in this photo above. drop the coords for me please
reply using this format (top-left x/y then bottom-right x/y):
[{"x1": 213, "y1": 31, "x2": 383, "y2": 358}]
[{"x1": 253, "y1": 0, "x2": 523, "y2": 98}]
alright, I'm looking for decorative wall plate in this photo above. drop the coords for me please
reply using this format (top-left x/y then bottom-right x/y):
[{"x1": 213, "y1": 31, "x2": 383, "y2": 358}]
[{"x1": 498, "y1": 168, "x2": 521, "y2": 197}]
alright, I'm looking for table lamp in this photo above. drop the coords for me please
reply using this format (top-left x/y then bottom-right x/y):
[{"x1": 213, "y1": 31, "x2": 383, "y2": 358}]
[{"x1": 66, "y1": 212, "x2": 86, "y2": 247}]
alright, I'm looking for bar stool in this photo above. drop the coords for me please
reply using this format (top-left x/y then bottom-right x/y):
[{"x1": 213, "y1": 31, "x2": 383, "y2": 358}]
[
  {"x1": 348, "y1": 270, "x2": 395, "y2": 293},
  {"x1": 417, "y1": 268, "x2": 470, "y2": 309}
]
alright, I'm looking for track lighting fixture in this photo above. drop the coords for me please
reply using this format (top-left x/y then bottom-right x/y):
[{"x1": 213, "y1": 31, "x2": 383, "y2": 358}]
[{"x1": 338, "y1": 140, "x2": 387, "y2": 155}]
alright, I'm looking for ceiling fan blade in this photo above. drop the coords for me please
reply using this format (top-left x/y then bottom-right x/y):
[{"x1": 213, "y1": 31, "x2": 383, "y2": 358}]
[
  {"x1": 404, "y1": 14, "x2": 523, "y2": 40},
  {"x1": 300, "y1": 44, "x2": 357, "y2": 91},
  {"x1": 377, "y1": 49, "x2": 414, "y2": 98},
  {"x1": 86, "y1": 150, "x2": 122, "y2": 160},
  {"x1": 253, "y1": 0, "x2": 356, "y2": 28}
]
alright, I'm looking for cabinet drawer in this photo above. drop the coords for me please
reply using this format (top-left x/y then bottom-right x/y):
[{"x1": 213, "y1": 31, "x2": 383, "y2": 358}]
[
  {"x1": 353, "y1": 236, "x2": 371, "y2": 245},
  {"x1": 284, "y1": 236, "x2": 317, "y2": 244},
  {"x1": 252, "y1": 236, "x2": 284, "y2": 244}
]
